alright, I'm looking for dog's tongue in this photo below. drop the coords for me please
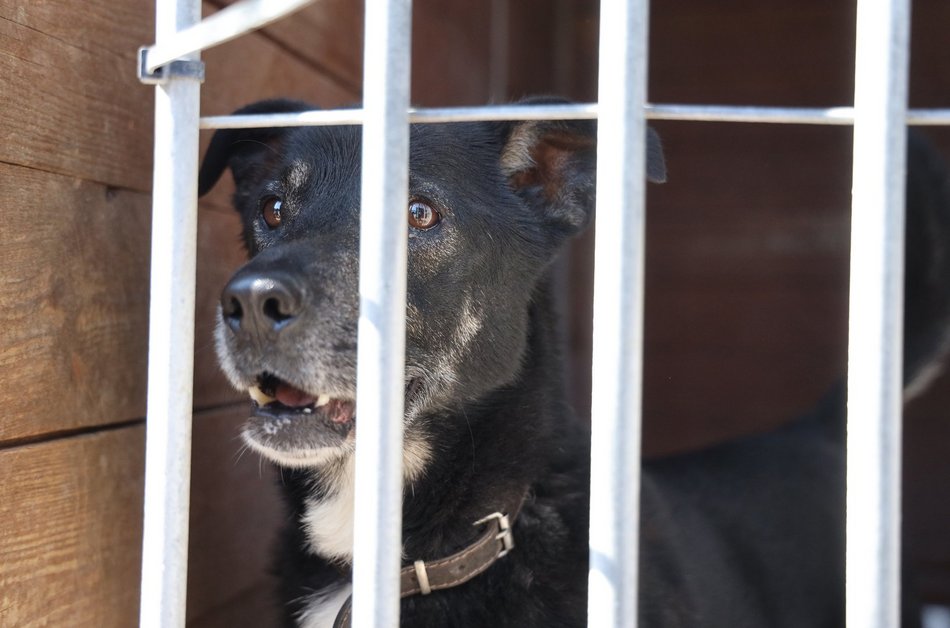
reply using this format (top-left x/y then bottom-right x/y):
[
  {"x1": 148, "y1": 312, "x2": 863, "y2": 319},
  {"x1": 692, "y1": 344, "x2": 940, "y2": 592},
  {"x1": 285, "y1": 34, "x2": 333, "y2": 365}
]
[{"x1": 275, "y1": 382, "x2": 317, "y2": 408}]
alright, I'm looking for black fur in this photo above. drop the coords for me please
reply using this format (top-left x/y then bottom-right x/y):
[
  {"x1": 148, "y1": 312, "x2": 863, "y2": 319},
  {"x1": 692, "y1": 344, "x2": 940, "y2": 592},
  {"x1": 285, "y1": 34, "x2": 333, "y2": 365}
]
[{"x1": 199, "y1": 99, "x2": 950, "y2": 627}]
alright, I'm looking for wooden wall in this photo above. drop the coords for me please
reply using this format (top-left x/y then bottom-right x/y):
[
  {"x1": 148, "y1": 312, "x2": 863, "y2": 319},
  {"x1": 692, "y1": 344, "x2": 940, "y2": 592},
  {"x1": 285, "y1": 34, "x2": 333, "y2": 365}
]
[
  {"x1": 0, "y1": 0, "x2": 552, "y2": 625},
  {"x1": 1, "y1": 0, "x2": 948, "y2": 625},
  {"x1": 0, "y1": 0, "x2": 350, "y2": 623}
]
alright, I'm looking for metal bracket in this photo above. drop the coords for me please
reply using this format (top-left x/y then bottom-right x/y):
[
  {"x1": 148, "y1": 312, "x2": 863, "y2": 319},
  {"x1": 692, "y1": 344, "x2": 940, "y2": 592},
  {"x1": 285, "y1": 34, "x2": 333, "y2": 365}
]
[{"x1": 138, "y1": 47, "x2": 205, "y2": 85}]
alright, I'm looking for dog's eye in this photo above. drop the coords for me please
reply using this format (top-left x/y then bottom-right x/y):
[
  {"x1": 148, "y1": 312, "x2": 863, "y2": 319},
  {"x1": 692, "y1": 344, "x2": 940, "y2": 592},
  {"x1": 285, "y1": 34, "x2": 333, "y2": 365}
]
[
  {"x1": 408, "y1": 200, "x2": 441, "y2": 230},
  {"x1": 260, "y1": 196, "x2": 283, "y2": 229}
]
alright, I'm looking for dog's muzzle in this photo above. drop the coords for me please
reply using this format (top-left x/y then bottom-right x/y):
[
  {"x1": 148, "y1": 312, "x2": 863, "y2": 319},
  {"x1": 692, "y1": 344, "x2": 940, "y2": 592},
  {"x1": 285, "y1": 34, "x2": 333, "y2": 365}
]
[{"x1": 218, "y1": 268, "x2": 360, "y2": 464}]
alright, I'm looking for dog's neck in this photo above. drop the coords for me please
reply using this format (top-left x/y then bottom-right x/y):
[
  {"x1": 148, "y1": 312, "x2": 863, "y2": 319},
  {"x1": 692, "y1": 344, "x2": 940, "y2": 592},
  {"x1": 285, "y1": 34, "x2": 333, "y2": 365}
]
[
  {"x1": 297, "y1": 432, "x2": 433, "y2": 563},
  {"x1": 293, "y1": 275, "x2": 571, "y2": 566}
]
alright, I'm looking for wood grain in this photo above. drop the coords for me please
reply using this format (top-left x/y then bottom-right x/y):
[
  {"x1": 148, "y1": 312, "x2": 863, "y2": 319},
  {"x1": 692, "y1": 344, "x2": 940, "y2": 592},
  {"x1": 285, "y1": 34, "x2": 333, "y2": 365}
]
[
  {"x1": 210, "y1": 0, "x2": 500, "y2": 107},
  {"x1": 0, "y1": 0, "x2": 357, "y2": 195},
  {"x1": 0, "y1": 164, "x2": 151, "y2": 442},
  {"x1": 0, "y1": 162, "x2": 248, "y2": 443},
  {"x1": 0, "y1": 406, "x2": 283, "y2": 627},
  {"x1": 209, "y1": 0, "x2": 363, "y2": 96},
  {"x1": 0, "y1": 0, "x2": 154, "y2": 189},
  {"x1": 186, "y1": 406, "x2": 284, "y2": 626},
  {"x1": 0, "y1": 426, "x2": 146, "y2": 627}
]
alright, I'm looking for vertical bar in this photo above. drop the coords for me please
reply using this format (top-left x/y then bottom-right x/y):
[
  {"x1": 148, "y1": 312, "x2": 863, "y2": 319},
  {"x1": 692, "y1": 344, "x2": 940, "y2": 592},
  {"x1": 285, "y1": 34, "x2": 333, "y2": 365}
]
[
  {"x1": 846, "y1": 0, "x2": 910, "y2": 626},
  {"x1": 351, "y1": 0, "x2": 412, "y2": 626},
  {"x1": 588, "y1": 0, "x2": 650, "y2": 626},
  {"x1": 138, "y1": 0, "x2": 202, "y2": 626}
]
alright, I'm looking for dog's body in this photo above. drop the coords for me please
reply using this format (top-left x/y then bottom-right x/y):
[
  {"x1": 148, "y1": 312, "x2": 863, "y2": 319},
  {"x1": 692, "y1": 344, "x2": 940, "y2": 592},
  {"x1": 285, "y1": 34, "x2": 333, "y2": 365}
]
[{"x1": 198, "y1": 99, "x2": 950, "y2": 627}]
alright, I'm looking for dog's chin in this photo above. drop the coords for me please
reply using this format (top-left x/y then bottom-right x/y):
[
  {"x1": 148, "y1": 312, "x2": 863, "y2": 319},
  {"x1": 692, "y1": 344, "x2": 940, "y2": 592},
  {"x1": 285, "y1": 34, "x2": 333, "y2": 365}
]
[
  {"x1": 241, "y1": 410, "x2": 355, "y2": 468},
  {"x1": 241, "y1": 429, "x2": 354, "y2": 468}
]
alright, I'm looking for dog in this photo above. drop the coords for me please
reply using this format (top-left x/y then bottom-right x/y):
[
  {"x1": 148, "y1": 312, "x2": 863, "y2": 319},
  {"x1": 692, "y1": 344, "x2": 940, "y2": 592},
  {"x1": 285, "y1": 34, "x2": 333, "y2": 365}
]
[{"x1": 198, "y1": 98, "x2": 950, "y2": 627}]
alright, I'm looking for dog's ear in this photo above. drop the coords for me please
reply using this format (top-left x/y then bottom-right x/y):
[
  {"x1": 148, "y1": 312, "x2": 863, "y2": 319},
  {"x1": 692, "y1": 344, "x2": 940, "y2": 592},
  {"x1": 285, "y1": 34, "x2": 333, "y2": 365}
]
[
  {"x1": 197, "y1": 99, "x2": 315, "y2": 197},
  {"x1": 500, "y1": 97, "x2": 666, "y2": 234}
]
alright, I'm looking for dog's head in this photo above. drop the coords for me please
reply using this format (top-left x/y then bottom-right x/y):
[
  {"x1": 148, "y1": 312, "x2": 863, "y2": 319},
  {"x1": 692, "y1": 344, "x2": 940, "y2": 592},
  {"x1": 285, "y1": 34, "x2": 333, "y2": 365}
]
[{"x1": 198, "y1": 98, "x2": 665, "y2": 468}]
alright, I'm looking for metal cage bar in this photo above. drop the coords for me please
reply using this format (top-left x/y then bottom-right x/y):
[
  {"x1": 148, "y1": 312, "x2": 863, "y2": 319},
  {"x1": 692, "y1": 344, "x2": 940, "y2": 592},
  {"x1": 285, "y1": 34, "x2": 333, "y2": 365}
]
[
  {"x1": 350, "y1": 0, "x2": 413, "y2": 627},
  {"x1": 587, "y1": 0, "x2": 650, "y2": 626},
  {"x1": 846, "y1": 0, "x2": 911, "y2": 626},
  {"x1": 198, "y1": 104, "x2": 950, "y2": 130},
  {"x1": 143, "y1": 0, "x2": 315, "y2": 73},
  {"x1": 138, "y1": 0, "x2": 202, "y2": 625},
  {"x1": 136, "y1": 0, "x2": 927, "y2": 625}
]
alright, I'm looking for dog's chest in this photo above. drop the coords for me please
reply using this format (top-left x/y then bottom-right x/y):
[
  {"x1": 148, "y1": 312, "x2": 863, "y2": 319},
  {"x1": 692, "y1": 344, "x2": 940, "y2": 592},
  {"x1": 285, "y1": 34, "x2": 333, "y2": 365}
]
[
  {"x1": 302, "y1": 458, "x2": 356, "y2": 561},
  {"x1": 297, "y1": 583, "x2": 351, "y2": 628},
  {"x1": 300, "y1": 439, "x2": 432, "y2": 563}
]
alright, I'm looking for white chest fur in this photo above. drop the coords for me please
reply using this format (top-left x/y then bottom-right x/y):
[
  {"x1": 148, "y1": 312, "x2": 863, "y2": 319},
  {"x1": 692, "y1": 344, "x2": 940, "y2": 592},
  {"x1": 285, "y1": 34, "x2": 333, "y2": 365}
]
[
  {"x1": 300, "y1": 436, "x2": 432, "y2": 562},
  {"x1": 297, "y1": 583, "x2": 352, "y2": 628},
  {"x1": 302, "y1": 456, "x2": 357, "y2": 561}
]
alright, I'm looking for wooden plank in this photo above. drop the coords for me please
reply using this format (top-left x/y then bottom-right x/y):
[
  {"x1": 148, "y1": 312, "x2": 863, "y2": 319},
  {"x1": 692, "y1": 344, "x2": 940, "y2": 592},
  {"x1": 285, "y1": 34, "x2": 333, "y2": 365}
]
[
  {"x1": 410, "y1": 0, "x2": 492, "y2": 105},
  {"x1": 0, "y1": 406, "x2": 283, "y2": 627},
  {"x1": 0, "y1": 162, "x2": 247, "y2": 443},
  {"x1": 193, "y1": 204, "x2": 250, "y2": 410},
  {"x1": 189, "y1": 585, "x2": 279, "y2": 628},
  {"x1": 0, "y1": 5, "x2": 153, "y2": 189},
  {"x1": 199, "y1": 0, "x2": 356, "y2": 116},
  {"x1": 186, "y1": 406, "x2": 284, "y2": 626},
  {"x1": 0, "y1": 0, "x2": 357, "y2": 194},
  {"x1": 0, "y1": 426, "x2": 146, "y2": 627},
  {"x1": 210, "y1": 0, "x2": 499, "y2": 106},
  {"x1": 0, "y1": 164, "x2": 151, "y2": 442},
  {"x1": 209, "y1": 0, "x2": 363, "y2": 95}
]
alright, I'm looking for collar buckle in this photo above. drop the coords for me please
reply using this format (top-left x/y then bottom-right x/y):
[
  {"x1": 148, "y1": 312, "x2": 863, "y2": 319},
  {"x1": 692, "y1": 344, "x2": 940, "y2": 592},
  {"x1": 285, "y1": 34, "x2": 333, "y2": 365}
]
[{"x1": 473, "y1": 511, "x2": 515, "y2": 558}]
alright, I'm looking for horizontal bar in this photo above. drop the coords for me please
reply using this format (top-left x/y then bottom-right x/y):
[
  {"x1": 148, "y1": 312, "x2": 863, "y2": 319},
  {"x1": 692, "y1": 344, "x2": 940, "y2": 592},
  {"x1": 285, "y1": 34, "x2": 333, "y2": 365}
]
[
  {"x1": 906, "y1": 108, "x2": 950, "y2": 125},
  {"x1": 198, "y1": 103, "x2": 600, "y2": 129},
  {"x1": 651, "y1": 104, "x2": 950, "y2": 126},
  {"x1": 648, "y1": 104, "x2": 855, "y2": 125},
  {"x1": 199, "y1": 103, "x2": 950, "y2": 130},
  {"x1": 144, "y1": 0, "x2": 315, "y2": 72}
]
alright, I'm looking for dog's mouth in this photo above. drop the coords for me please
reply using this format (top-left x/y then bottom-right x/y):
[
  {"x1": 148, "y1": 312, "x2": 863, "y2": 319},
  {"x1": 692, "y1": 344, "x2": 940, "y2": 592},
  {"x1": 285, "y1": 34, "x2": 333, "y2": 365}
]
[
  {"x1": 240, "y1": 372, "x2": 356, "y2": 466},
  {"x1": 240, "y1": 372, "x2": 427, "y2": 468},
  {"x1": 249, "y1": 372, "x2": 356, "y2": 425}
]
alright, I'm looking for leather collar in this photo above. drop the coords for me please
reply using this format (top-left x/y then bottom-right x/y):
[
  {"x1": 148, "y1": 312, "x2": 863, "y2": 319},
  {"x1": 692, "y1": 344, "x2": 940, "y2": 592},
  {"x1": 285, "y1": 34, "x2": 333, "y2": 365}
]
[{"x1": 333, "y1": 491, "x2": 528, "y2": 628}]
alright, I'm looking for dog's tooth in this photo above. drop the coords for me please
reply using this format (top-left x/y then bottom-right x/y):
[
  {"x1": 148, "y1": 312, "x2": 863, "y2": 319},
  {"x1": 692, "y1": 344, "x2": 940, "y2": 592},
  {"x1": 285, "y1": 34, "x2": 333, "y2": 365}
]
[
  {"x1": 316, "y1": 394, "x2": 330, "y2": 407},
  {"x1": 248, "y1": 385, "x2": 276, "y2": 406},
  {"x1": 303, "y1": 407, "x2": 313, "y2": 414}
]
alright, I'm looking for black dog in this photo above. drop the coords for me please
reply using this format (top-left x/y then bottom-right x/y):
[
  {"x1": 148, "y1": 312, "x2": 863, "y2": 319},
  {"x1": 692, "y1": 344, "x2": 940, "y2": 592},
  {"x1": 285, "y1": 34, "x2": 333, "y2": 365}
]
[{"x1": 198, "y1": 99, "x2": 950, "y2": 627}]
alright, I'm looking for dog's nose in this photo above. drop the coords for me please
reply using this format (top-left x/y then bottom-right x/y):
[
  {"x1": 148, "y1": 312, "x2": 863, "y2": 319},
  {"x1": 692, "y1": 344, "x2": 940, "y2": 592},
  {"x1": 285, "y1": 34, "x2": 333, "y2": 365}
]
[{"x1": 221, "y1": 273, "x2": 304, "y2": 337}]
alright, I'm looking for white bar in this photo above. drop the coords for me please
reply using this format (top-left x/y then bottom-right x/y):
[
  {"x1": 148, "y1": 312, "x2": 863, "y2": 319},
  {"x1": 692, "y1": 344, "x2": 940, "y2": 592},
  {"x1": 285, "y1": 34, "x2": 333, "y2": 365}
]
[
  {"x1": 198, "y1": 103, "x2": 600, "y2": 129},
  {"x1": 201, "y1": 109, "x2": 368, "y2": 129},
  {"x1": 588, "y1": 0, "x2": 650, "y2": 625},
  {"x1": 144, "y1": 0, "x2": 315, "y2": 72},
  {"x1": 199, "y1": 104, "x2": 950, "y2": 130},
  {"x1": 647, "y1": 104, "x2": 856, "y2": 125},
  {"x1": 138, "y1": 0, "x2": 202, "y2": 625},
  {"x1": 650, "y1": 105, "x2": 950, "y2": 125},
  {"x1": 350, "y1": 0, "x2": 412, "y2": 626},
  {"x1": 846, "y1": 0, "x2": 910, "y2": 625},
  {"x1": 906, "y1": 109, "x2": 950, "y2": 126}
]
